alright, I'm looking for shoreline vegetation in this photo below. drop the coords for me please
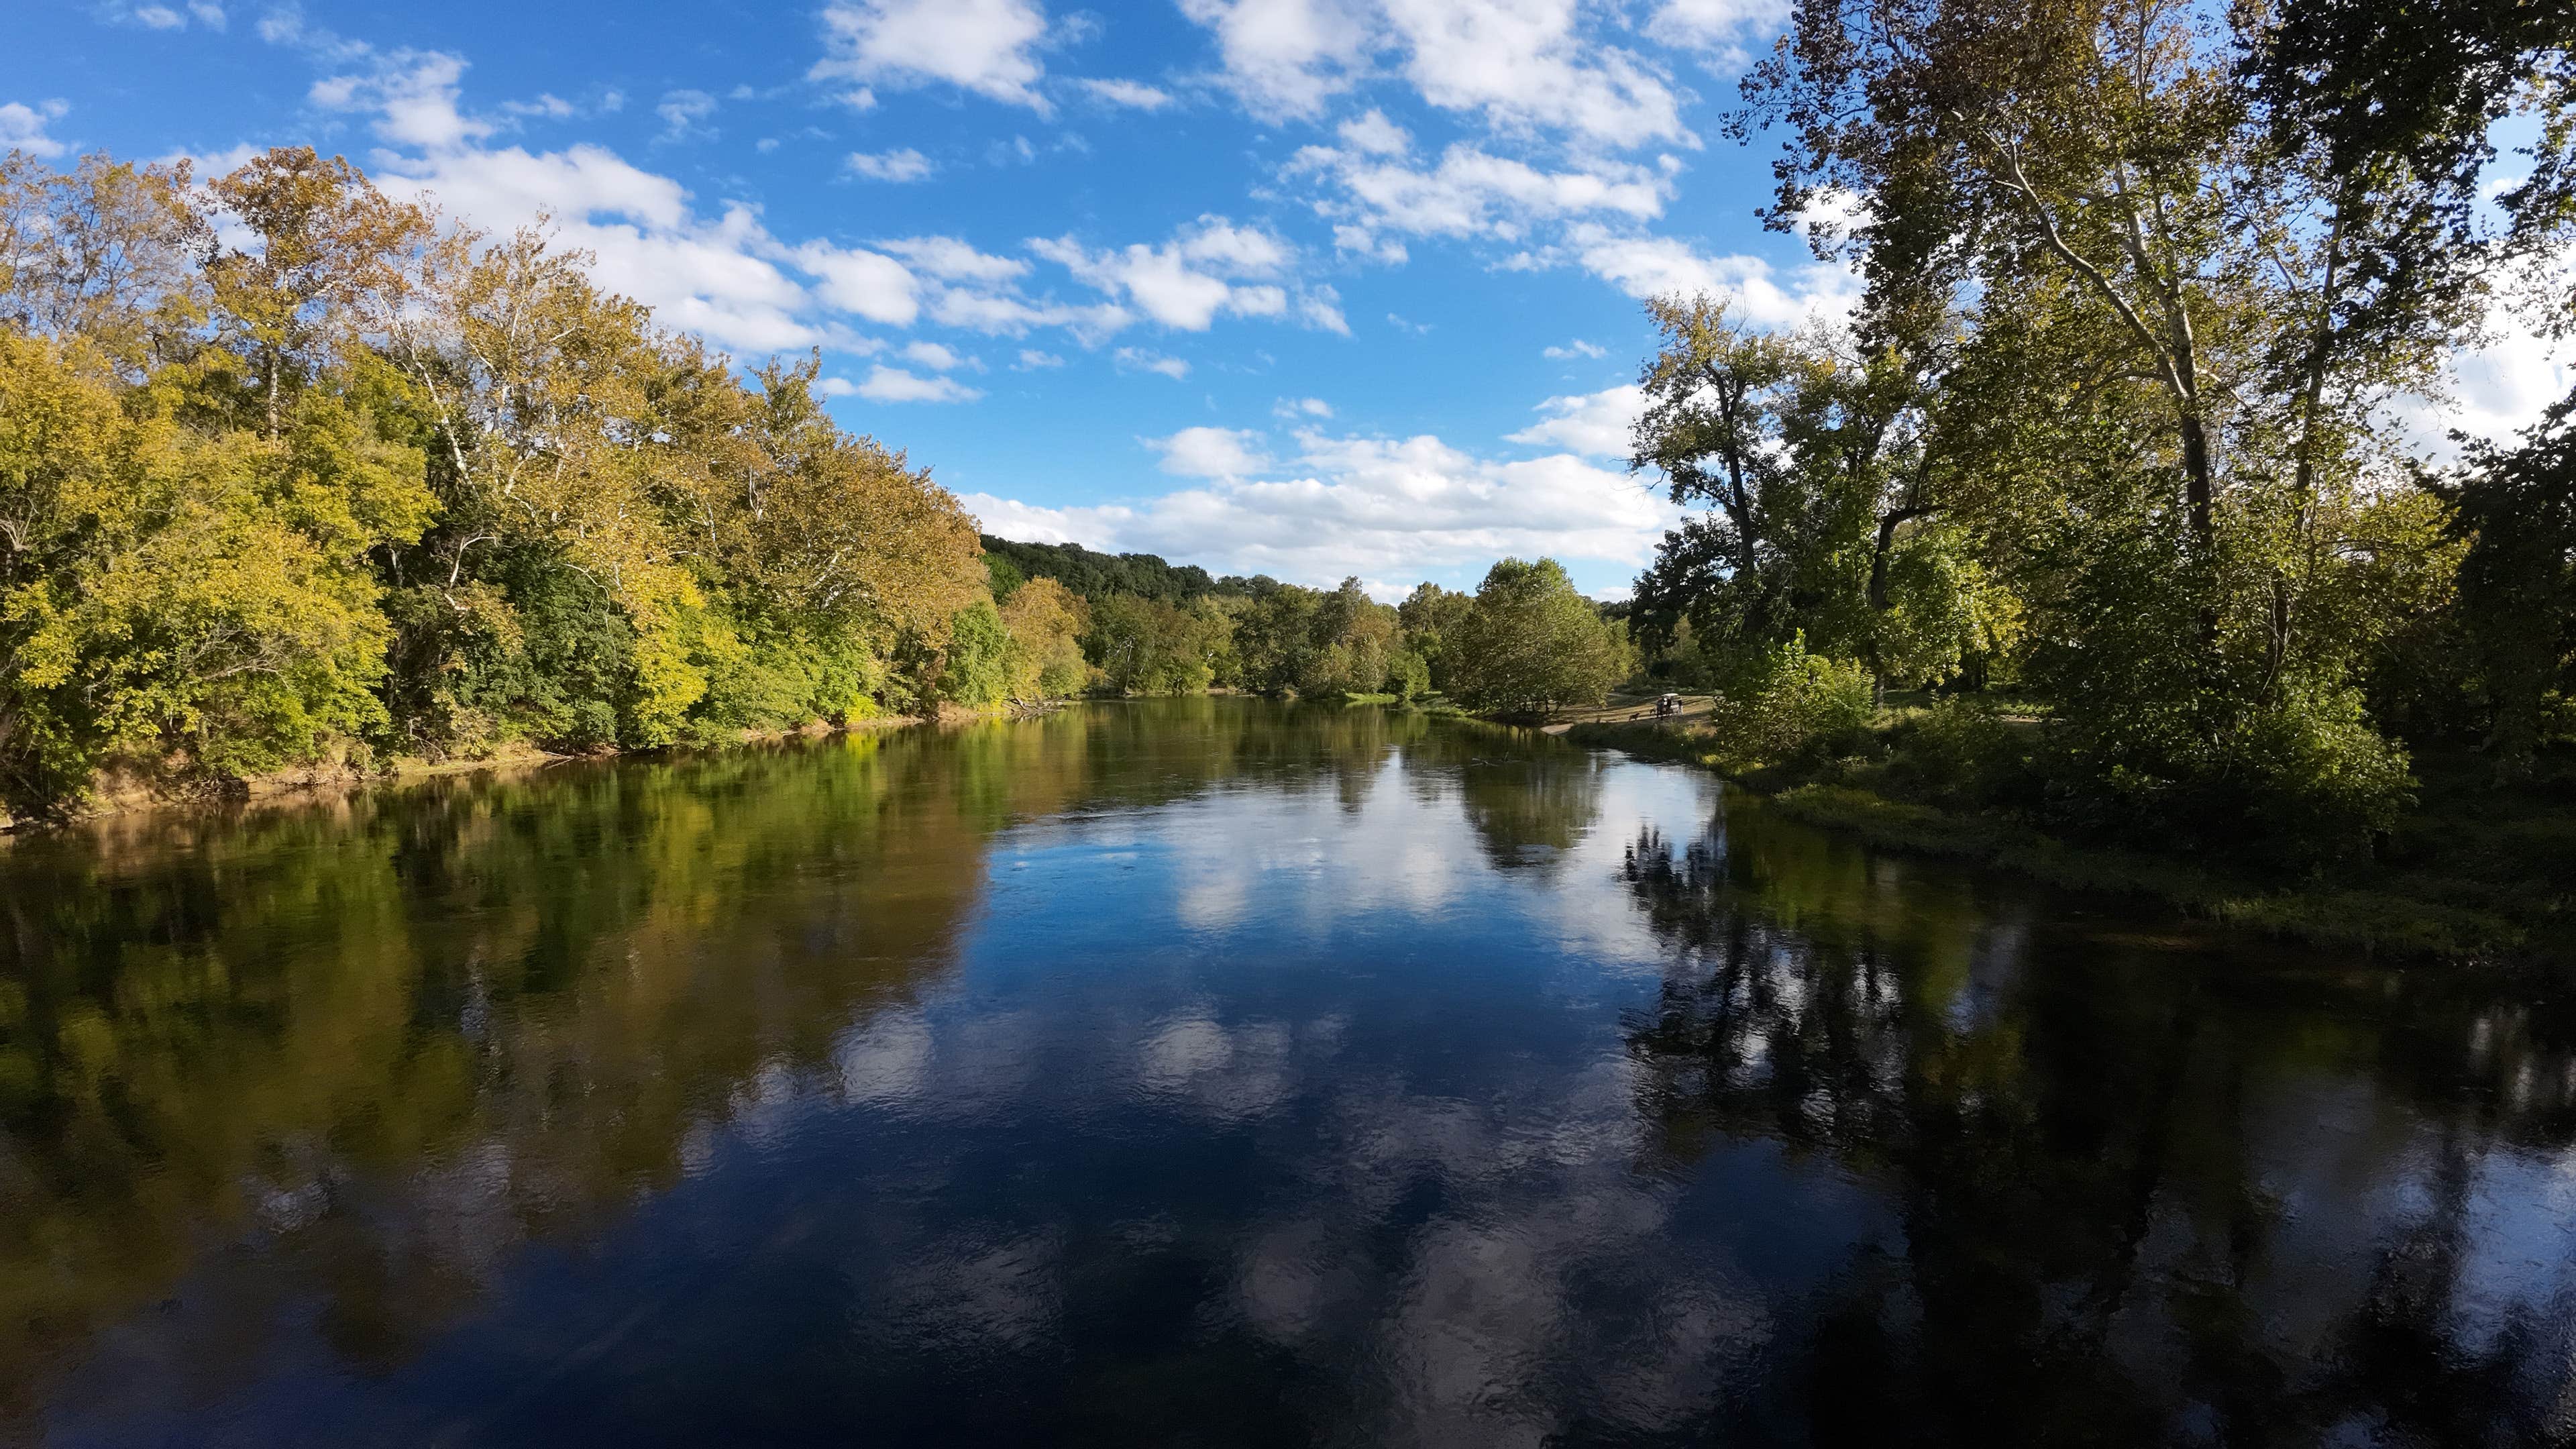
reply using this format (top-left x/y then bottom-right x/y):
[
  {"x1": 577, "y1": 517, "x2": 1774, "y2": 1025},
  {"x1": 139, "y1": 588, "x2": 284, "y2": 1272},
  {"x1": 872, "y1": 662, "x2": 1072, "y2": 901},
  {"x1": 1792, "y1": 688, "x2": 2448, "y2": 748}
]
[
  {"x1": 0, "y1": 146, "x2": 1622, "y2": 828},
  {"x1": 10, "y1": 0, "x2": 2576, "y2": 981},
  {"x1": 1560, "y1": 695, "x2": 2571, "y2": 967}
]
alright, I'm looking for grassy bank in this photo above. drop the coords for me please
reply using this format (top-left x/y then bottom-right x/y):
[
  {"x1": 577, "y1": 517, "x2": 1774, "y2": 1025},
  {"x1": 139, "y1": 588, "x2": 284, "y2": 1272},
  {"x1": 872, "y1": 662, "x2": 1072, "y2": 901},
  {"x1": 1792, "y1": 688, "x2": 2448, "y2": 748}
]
[{"x1": 1564, "y1": 714, "x2": 2571, "y2": 964}]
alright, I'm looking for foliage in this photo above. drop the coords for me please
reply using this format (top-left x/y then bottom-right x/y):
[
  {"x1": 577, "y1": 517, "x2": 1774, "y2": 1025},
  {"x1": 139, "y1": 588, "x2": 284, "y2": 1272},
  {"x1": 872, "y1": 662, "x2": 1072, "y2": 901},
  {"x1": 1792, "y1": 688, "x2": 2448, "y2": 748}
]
[
  {"x1": 1397, "y1": 582, "x2": 1475, "y2": 693},
  {"x1": 1446, "y1": 558, "x2": 1631, "y2": 716},
  {"x1": 0, "y1": 146, "x2": 1008, "y2": 814},
  {"x1": 1701, "y1": 634, "x2": 1876, "y2": 767},
  {"x1": 1085, "y1": 594, "x2": 1229, "y2": 696},
  {"x1": 1222, "y1": 575, "x2": 1409, "y2": 697},
  {"x1": 2445, "y1": 396, "x2": 2576, "y2": 775},
  {"x1": 1601, "y1": 0, "x2": 2576, "y2": 863},
  {"x1": 999, "y1": 576, "x2": 1091, "y2": 699},
  {"x1": 977, "y1": 535, "x2": 1237, "y2": 604}
]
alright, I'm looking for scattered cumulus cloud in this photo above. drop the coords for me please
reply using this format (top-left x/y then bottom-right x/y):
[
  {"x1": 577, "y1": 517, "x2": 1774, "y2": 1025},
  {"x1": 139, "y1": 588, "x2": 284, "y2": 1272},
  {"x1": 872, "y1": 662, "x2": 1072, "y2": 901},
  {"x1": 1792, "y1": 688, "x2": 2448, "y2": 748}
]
[
  {"x1": 1176, "y1": 0, "x2": 1696, "y2": 148},
  {"x1": 811, "y1": 0, "x2": 1055, "y2": 114},
  {"x1": 1287, "y1": 141, "x2": 1671, "y2": 248},
  {"x1": 0, "y1": 100, "x2": 70, "y2": 158},
  {"x1": 856, "y1": 364, "x2": 985, "y2": 402},
  {"x1": 655, "y1": 88, "x2": 718, "y2": 141},
  {"x1": 308, "y1": 50, "x2": 496, "y2": 150},
  {"x1": 1560, "y1": 223, "x2": 1860, "y2": 327},
  {"x1": 1507, "y1": 384, "x2": 1643, "y2": 459},
  {"x1": 1544, "y1": 339, "x2": 1606, "y2": 360},
  {"x1": 1275, "y1": 396, "x2": 1334, "y2": 419},
  {"x1": 1031, "y1": 215, "x2": 1307, "y2": 332},
  {"x1": 881, "y1": 234, "x2": 1030, "y2": 284},
  {"x1": 1648, "y1": 0, "x2": 1792, "y2": 68},
  {"x1": 105, "y1": 1, "x2": 224, "y2": 29},
  {"x1": 960, "y1": 421, "x2": 1680, "y2": 589},
  {"x1": 1151, "y1": 426, "x2": 1271, "y2": 477},
  {"x1": 847, "y1": 146, "x2": 935, "y2": 181},
  {"x1": 1114, "y1": 347, "x2": 1193, "y2": 380},
  {"x1": 1014, "y1": 349, "x2": 1066, "y2": 369},
  {"x1": 1079, "y1": 78, "x2": 1175, "y2": 110},
  {"x1": 904, "y1": 339, "x2": 981, "y2": 370}
]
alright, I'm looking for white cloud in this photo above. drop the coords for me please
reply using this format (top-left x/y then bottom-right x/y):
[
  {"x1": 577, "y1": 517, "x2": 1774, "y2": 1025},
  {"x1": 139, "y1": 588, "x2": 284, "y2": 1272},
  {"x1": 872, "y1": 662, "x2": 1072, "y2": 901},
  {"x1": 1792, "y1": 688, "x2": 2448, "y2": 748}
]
[
  {"x1": 1178, "y1": 0, "x2": 1693, "y2": 148},
  {"x1": 309, "y1": 49, "x2": 496, "y2": 150},
  {"x1": 2390, "y1": 292, "x2": 2576, "y2": 461},
  {"x1": 1032, "y1": 216, "x2": 1311, "y2": 331},
  {"x1": 1564, "y1": 223, "x2": 1860, "y2": 327},
  {"x1": 1338, "y1": 107, "x2": 1410, "y2": 156},
  {"x1": 0, "y1": 99, "x2": 69, "y2": 159},
  {"x1": 655, "y1": 88, "x2": 718, "y2": 141},
  {"x1": 1114, "y1": 347, "x2": 1192, "y2": 379},
  {"x1": 812, "y1": 0, "x2": 1055, "y2": 113},
  {"x1": 1014, "y1": 349, "x2": 1065, "y2": 369},
  {"x1": 1275, "y1": 396, "x2": 1334, "y2": 419},
  {"x1": 904, "y1": 339, "x2": 979, "y2": 370},
  {"x1": 114, "y1": 0, "x2": 225, "y2": 27},
  {"x1": 297, "y1": 48, "x2": 1169, "y2": 360},
  {"x1": 1151, "y1": 426, "x2": 1271, "y2": 478},
  {"x1": 1176, "y1": 0, "x2": 1377, "y2": 121},
  {"x1": 794, "y1": 241, "x2": 922, "y2": 326},
  {"x1": 847, "y1": 146, "x2": 934, "y2": 181},
  {"x1": 881, "y1": 234, "x2": 1030, "y2": 284},
  {"x1": 1648, "y1": 0, "x2": 1789, "y2": 66},
  {"x1": 957, "y1": 420, "x2": 1680, "y2": 588},
  {"x1": 1287, "y1": 142, "x2": 1670, "y2": 245},
  {"x1": 502, "y1": 92, "x2": 577, "y2": 119},
  {"x1": 1544, "y1": 339, "x2": 1605, "y2": 359},
  {"x1": 856, "y1": 364, "x2": 985, "y2": 402},
  {"x1": 1381, "y1": 0, "x2": 1693, "y2": 150},
  {"x1": 1080, "y1": 78, "x2": 1175, "y2": 110},
  {"x1": 1507, "y1": 384, "x2": 1642, "y2": 458}
]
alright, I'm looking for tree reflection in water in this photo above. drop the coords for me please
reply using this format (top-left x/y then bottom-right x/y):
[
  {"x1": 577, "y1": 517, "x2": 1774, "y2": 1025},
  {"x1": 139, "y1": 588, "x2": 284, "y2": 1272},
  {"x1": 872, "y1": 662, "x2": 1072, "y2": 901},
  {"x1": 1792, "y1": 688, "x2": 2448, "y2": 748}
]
[
  {"x1": 5, "y1": 702, "x2": 2574, "y2": 1446},
  {"x1": 1620, "y1": 811, "x2": 2576, "y2": 1446}
]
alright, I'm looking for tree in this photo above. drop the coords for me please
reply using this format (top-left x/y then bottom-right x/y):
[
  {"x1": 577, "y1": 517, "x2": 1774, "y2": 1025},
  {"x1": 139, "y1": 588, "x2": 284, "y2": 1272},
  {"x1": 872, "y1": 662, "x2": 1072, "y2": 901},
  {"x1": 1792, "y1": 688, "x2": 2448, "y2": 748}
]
[
  {"x1": 1000, "y1": 576, "x2": 1091, "y2": 698},
  {"x1": 1447, "y1": 558, "x2": 1631, "y2": 717},
  {"x1": 1086, "y1": 594, "x2": 1228, "y2": 696},
  {"x1": 205, "y1": 148, "x2": 435, "y2": 440},
  {"x1": 2446, "y1": 398, "x2": 2576, "y2": 776},
  {"x1": 0, "y1": 150, "x2": 207, "y2": 378},
  {"x1": 1397, "y1": 582, "x2": 1474, "y2": 692}
]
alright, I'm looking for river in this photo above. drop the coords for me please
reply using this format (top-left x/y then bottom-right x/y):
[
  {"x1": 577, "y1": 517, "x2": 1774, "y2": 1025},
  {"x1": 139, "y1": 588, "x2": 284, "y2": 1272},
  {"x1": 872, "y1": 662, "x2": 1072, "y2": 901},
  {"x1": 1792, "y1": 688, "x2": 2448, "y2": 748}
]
[{"x1": 2, "y1": 698, "x2": 2571, "y2": 1446}]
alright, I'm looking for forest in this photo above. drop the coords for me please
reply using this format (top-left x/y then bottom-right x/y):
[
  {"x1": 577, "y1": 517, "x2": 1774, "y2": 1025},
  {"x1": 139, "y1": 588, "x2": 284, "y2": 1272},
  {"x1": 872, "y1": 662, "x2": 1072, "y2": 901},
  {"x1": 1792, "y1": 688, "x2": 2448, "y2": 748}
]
[
  {"x1": 1600, "y1": 0, "x2": 2576, "y2": 888},
  {"x1": 0, "y1": 146, "x2": 1626, "y2": 821}
]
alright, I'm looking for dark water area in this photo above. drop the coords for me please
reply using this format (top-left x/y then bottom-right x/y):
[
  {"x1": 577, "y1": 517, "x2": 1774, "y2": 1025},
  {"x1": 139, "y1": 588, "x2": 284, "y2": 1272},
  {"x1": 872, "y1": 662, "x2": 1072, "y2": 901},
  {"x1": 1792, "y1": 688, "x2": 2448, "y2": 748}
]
[{"x1": 3, "y1": 698, "x2": 2573, "y2": 1446}]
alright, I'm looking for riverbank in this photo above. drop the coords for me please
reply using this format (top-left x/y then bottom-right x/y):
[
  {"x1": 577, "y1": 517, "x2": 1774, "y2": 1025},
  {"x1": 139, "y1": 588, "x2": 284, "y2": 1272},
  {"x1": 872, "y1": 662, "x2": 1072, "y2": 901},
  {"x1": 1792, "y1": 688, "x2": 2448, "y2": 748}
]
[
  {"x1": 1563, "y1": 713, "x2": 2572, "y2": 965},
  {"x1": 0, "y1": 701, "x2": 1069, "y2": 834}
]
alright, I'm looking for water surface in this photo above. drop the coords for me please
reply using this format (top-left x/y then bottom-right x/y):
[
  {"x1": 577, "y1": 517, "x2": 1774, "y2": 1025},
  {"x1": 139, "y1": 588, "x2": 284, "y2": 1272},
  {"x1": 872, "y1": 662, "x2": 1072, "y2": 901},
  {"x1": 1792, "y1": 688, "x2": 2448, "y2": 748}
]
[{"x1": 3, "y1": 699, "x2": 2572, "y2": 1445}]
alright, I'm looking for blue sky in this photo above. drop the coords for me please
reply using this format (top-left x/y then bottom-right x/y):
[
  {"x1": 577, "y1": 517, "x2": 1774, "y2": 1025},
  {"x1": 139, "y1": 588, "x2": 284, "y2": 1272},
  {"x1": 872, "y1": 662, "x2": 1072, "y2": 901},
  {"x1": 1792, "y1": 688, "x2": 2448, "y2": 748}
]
[{"x1": 1, "y1": 1, "x2": 2563, "y2": 598}]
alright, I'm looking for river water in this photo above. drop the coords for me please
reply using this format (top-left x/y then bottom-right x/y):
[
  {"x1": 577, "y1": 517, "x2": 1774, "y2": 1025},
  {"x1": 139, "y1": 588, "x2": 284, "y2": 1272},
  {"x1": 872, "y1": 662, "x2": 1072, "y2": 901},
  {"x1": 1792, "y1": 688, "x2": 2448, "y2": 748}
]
[{"x1": 2, "y1": 699, "x2": 2571, "y2": 1446}]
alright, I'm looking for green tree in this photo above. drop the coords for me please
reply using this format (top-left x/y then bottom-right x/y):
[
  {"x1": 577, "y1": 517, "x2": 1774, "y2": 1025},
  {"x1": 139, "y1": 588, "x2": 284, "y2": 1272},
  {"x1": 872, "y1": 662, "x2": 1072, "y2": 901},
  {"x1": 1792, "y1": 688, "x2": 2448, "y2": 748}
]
[{"x1": 1447, "y1": 558, "x2": 1631, "y2": 717}]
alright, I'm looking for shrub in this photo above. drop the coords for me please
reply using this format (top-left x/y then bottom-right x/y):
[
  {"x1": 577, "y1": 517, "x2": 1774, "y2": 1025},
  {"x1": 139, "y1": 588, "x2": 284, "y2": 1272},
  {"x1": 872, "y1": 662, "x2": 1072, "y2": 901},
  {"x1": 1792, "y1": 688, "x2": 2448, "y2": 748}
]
[{"x1": 1705, "y1": 635, "x2": 1875, "y2": 765}]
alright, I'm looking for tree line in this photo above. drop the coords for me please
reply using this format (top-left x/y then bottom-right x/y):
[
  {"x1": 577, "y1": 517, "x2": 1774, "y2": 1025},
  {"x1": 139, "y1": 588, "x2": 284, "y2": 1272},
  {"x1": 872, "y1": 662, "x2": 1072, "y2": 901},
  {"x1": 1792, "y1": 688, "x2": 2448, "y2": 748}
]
[
  {"x1": 1619, "y1": 0, "x2": 2575, "y2": 865},
  {"x1": 989, "y1": 546, "x2": 1630, "y2": 713},
  {"x1": 0, "y1": 144, "x2": 1633, "y2": 819}
]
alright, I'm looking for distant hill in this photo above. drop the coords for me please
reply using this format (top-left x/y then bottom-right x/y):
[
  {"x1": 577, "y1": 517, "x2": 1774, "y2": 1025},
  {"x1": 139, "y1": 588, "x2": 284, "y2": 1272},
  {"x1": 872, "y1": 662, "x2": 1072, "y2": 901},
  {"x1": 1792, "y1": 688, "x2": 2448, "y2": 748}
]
[{"x1": 981, "y1": 535, "x2": 1263, "y2": 603}]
